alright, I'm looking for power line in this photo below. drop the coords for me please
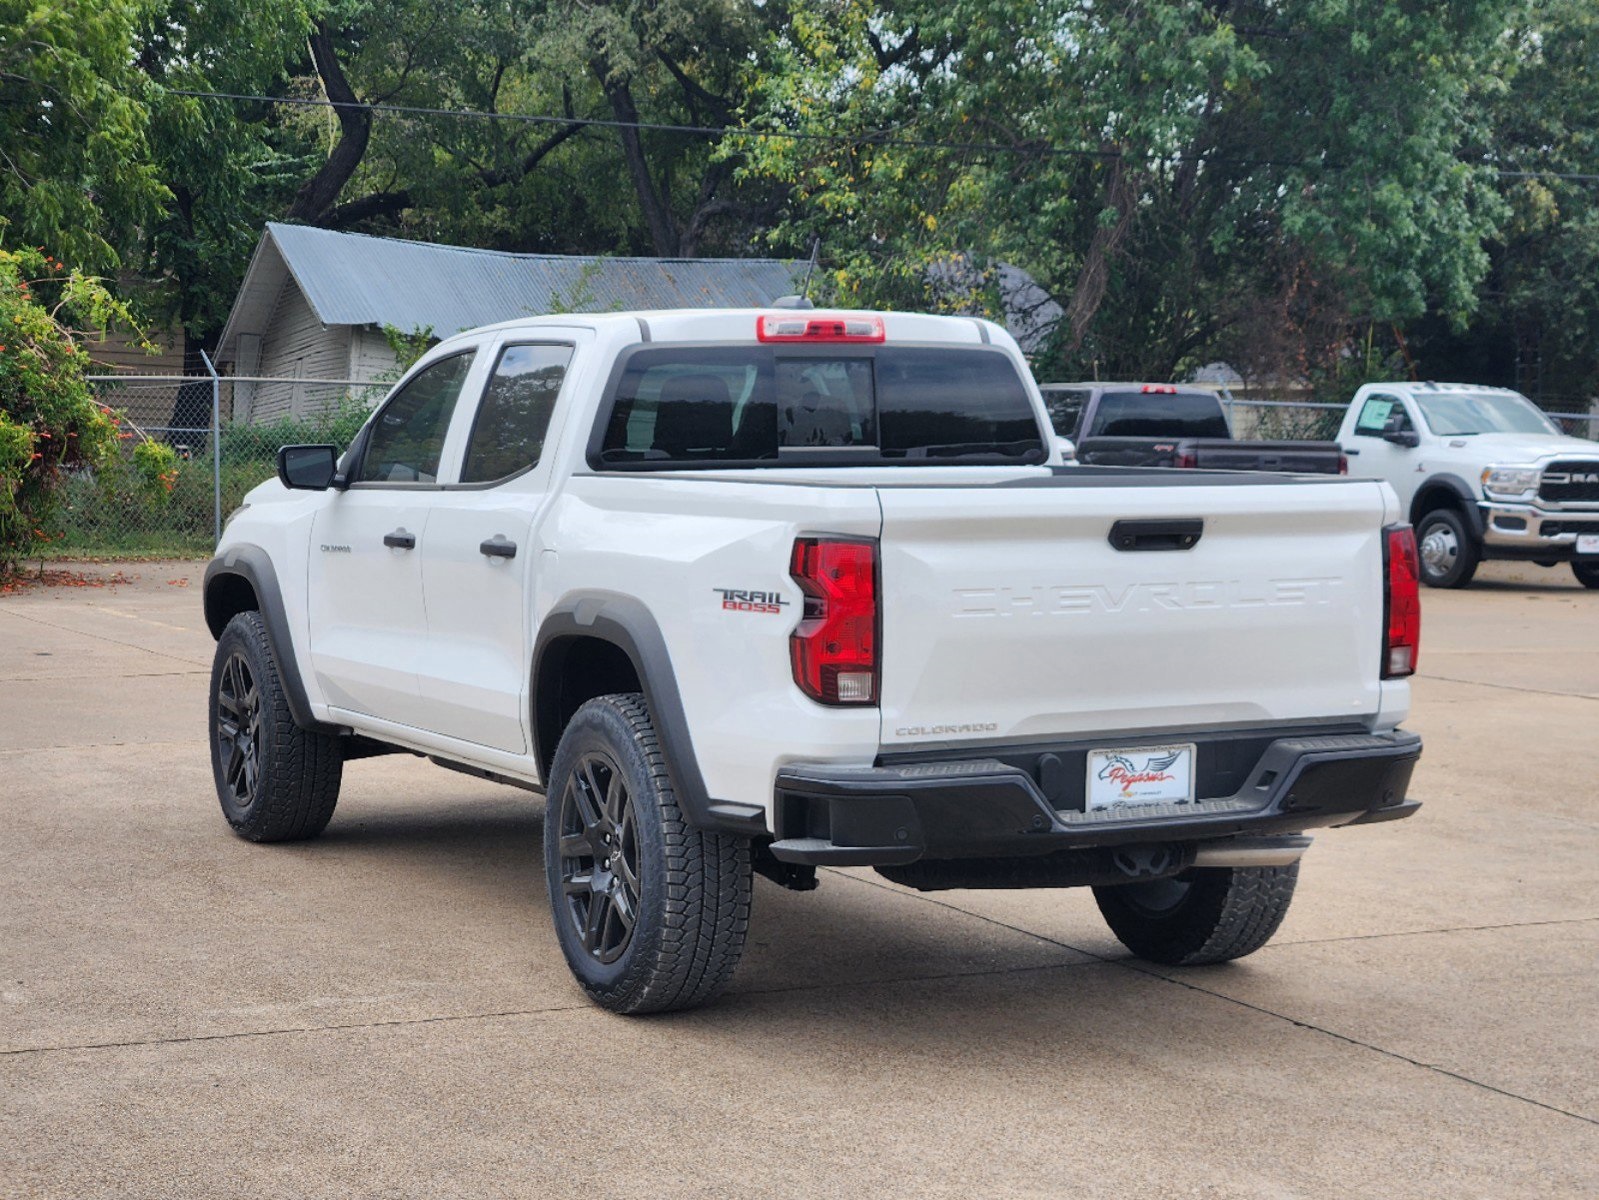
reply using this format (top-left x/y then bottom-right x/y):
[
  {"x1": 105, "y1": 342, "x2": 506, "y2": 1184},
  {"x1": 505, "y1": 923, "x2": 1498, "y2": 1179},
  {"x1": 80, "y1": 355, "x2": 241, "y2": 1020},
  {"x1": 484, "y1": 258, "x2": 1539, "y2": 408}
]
[
  {"x1": 167, "y1": 89, "x2": 1122, "y2": 161},
  {"x1": 168, "y1": 88, "x2": 1599, "y2": 182}
]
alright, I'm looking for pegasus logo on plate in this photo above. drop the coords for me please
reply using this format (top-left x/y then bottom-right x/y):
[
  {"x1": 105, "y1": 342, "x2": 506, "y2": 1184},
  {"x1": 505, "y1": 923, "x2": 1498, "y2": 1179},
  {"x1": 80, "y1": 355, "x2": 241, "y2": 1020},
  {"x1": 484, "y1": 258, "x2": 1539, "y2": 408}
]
[
  {"x1": 1098, "y1": 750, "x2": 1181, "y2": 789},
  {"x1": 954, "y1": 577, "x2": 1342, "y2": 617}
]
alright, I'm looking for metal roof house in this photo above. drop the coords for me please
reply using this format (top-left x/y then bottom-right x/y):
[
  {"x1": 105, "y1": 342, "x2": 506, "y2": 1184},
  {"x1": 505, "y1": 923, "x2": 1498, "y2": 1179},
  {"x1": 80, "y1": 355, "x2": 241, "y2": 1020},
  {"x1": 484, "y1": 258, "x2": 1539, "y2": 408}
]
[{"x1": 215, "y1": 223, "x2": 804, "y2": 424}]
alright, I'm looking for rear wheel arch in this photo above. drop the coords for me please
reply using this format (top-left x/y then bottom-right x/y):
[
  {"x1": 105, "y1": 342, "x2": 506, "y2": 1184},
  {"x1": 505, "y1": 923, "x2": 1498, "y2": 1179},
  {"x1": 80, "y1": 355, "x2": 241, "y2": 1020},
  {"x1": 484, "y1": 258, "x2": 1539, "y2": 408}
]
[
  {"x1": 531, "y1": 597, "x2": 765, "y2": 836},
  {"x1": 533, "y1": 633, "x2": 643, "y2": 779}
]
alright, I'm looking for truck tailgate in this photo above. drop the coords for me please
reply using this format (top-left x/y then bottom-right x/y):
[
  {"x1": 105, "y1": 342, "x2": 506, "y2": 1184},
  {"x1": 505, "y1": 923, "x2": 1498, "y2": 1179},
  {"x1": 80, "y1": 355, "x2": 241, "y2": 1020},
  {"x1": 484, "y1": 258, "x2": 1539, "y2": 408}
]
[{"x1": 875, "y1": 476, "x2": 1389, "y2": 747}]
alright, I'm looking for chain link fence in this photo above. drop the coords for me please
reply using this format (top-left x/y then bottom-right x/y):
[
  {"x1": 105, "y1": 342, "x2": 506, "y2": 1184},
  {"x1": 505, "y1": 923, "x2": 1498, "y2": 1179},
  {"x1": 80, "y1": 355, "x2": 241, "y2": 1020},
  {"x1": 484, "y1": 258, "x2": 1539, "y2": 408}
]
[
  {"x1": 48, "y1": 373, "x2": 386, "y2": 559},
  {"x1": 41, "y1": 374, "x2": 1599, "y2": 560}
]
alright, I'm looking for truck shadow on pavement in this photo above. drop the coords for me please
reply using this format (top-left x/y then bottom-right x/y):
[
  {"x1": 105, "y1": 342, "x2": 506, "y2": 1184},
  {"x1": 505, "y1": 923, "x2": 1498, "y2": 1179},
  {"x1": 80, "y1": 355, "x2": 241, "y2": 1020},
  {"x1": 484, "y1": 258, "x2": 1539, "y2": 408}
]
[{"x1": 296, "y1": 787, "x2": 1158, "y2": 1012}]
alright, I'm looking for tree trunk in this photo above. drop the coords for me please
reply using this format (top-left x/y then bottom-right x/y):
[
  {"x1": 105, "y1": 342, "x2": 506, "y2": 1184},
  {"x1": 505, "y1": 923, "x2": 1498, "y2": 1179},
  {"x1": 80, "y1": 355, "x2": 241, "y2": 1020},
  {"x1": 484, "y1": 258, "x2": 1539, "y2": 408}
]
[
  {"x1": 285, "y1": 22, "x2": 372, "y2": 225},
  {"x1": 603, "y1": 78, "x2": 679, "y2": 256},
  {"x1": 1064, "y1": 153, "x2": 1139, "y2": 351}
]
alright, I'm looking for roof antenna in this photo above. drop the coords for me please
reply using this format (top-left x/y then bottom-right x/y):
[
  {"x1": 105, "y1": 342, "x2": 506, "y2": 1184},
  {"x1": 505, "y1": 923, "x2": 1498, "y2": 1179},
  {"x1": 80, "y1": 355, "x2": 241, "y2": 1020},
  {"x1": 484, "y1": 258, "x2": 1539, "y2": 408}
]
[{"x1": 771, "y1": 239, "x2": 820, "y2": 310}]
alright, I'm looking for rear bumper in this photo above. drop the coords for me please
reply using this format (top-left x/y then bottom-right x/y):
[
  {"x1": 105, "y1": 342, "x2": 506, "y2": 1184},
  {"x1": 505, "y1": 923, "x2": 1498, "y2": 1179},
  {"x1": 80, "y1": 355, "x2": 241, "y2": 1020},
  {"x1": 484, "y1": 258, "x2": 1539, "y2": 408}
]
[{"x1": 769, "y1": 730, "x2": 1421, "y2": 867}]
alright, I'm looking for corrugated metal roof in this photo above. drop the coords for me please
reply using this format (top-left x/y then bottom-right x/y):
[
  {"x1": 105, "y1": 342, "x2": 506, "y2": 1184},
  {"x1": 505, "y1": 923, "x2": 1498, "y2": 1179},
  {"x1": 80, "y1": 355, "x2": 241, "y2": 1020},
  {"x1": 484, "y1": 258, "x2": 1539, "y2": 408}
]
[{"x1": 218, "y1": 223, "x2": 805, "y2": 360}]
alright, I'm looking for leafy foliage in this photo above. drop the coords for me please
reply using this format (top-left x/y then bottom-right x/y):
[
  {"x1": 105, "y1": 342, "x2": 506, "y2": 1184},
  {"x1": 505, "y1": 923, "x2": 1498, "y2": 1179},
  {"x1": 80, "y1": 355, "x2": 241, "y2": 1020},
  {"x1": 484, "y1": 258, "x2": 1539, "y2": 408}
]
[
  {"x1": 2, "y1": 0, "x2": 1599, "y2": 412},
  {"x1": 0, "y1": 0, "x2": 168, "y2": 269},
  {"x1": 0, "y1": 248, "x2": 132, "y2": 573}
]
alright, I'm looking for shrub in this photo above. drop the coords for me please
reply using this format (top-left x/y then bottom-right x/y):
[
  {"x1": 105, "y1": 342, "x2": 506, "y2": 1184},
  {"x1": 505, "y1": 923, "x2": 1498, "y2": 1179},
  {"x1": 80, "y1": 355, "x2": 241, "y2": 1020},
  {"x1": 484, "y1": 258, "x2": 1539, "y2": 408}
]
[{"x1": 0, "y1": 246, "x2": 137, "y2": 575}]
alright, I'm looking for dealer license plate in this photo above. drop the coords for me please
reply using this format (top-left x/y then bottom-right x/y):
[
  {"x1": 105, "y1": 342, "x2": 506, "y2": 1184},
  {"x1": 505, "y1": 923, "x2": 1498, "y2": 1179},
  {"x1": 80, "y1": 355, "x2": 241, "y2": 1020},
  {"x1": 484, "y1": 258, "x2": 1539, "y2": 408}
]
[
  {"x1": 1578, "y1": 534, "x2": 1599, "y2": 555},
  {"x1": 1086, "y1": 744, "x2": 1197, "y2": 811}
]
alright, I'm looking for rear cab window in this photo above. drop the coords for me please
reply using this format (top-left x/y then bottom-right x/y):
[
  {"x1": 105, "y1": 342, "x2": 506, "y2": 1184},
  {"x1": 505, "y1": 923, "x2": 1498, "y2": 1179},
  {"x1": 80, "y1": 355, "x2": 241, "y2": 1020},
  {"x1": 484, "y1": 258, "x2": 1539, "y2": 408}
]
[
  {"x1": 1040, "y1": 387, "x2": 1089, "y2": 439},
  {"x1": 594, "y1": 345, "x2": 1046, "y2": 468},
  {"x1": 1087, "y1": 390, "x2": 1229, "y2": 439}
]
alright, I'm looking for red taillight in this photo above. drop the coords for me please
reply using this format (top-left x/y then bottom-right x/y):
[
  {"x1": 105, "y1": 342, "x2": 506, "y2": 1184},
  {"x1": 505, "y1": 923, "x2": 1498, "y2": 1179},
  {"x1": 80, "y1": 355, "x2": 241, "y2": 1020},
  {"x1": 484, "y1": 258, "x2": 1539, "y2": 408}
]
[
  {"x1": 1383, "y1": 525, "x2": 1421, "y2": 678},
  {"x1": 1338, "y1": 453, "x2": 1349, "y2": 475},
  {"x1": 1173, "y1": 450, "x2": 1198, "y2": 469},
  {"x1": 757, "y1": 314, "x2": 885, "y2": 343},
  {"x1": 789, "y1": 538, "x2": 879, "y2": 704},
  {"x1": 1140, "y1": 384, "x2": 1178, "y2": 394}
]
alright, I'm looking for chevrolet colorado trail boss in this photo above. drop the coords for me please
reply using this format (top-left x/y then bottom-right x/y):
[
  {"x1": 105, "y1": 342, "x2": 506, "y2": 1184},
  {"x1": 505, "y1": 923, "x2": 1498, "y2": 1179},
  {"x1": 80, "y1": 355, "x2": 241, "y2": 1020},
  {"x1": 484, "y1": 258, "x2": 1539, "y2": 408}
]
[
  {"x1": 204, "y1": 309, "x2": 1423, "y2": 1014},
  {"x1": 1040, "y1": 382, "x2": 1345, "y2": 474},
  {"x1": 1338, "y1": 381, "x2": 1599, "y2": 588}
]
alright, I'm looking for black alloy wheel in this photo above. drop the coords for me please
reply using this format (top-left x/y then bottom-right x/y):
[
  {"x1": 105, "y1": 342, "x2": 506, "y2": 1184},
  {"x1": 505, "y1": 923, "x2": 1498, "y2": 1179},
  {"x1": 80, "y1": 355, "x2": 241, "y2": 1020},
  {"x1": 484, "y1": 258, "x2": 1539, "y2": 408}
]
[
  {"x1": 555, "y1": 752, "x2": 642, "y2": 965},
  {"x1": 541, "y1": 693, "x2": 751, "y2": 1013},
  {"x1": 215, "y1": 650, "x2": 263, "y2": 809},
  {"x1": 207, "y1": 609, "x2": 343, "y2": 842}
]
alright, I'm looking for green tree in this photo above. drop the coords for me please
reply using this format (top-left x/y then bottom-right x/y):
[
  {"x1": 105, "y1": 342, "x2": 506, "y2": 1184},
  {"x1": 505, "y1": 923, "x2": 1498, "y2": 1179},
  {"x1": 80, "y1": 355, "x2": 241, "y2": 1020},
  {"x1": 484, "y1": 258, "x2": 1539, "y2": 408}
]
[
  {"x1": 738, "y1": 1, "x2": 1514, "y2": 390},
  {"x1": 1413, "y1": 0, "x2": 1599, "y2": 407},
  {"x1": 0, "y1": 0, "x2": 168, "y2": 269}
]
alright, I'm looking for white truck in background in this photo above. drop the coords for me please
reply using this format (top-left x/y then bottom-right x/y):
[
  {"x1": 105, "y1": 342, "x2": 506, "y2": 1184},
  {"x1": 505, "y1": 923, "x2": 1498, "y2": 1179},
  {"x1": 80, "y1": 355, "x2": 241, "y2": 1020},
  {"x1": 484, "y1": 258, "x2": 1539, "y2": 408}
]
[
  {"x1": 1337, "y1": 381, "x2": 1599, "y2": 588},
  {"x1": 203, "y1": 308, "x2": 1424, "y2": 1014}
]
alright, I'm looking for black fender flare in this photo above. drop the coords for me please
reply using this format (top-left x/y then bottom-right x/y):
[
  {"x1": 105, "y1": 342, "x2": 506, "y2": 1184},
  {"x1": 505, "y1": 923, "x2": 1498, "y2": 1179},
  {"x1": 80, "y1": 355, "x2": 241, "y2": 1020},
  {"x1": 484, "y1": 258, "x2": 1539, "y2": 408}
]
[
  {"x1": 532, "y1": 592, "x2": 767, "y2": 837},
  {"x1": 1409, "y1": 474, "x2": 1485, "y2": 539},
  {"x1": 203, "y1": 545, "x2": 342, "y2": 734}
]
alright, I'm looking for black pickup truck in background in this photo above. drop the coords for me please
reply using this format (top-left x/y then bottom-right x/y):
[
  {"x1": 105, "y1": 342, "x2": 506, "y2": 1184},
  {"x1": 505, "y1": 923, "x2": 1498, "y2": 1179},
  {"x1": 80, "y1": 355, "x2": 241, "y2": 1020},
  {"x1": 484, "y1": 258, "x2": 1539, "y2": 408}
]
[{"x1": 1040, "y1": 383, "x2": 1346, "y2": 475}]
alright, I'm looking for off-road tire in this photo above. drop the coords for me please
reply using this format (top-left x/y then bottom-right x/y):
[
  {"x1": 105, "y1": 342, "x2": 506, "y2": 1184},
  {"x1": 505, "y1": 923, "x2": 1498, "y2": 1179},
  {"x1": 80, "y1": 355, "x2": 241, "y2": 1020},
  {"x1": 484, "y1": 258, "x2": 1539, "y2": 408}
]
[
  {"x1": 209, "y1": 611, "x2": 343, "y2": 842},
  {"x1": 1093, "y1": 863, "x2": 1299, "y2": 966},
  {"x1": 1415, "y1": 507, "x2": 1480, "y2": 589},
  {"x1": 1572, "y1": 561, "x2": 1599, "y2": 589},
  {"x1": 544, "y1": 694, "x2": 751, "y2": 1014}
]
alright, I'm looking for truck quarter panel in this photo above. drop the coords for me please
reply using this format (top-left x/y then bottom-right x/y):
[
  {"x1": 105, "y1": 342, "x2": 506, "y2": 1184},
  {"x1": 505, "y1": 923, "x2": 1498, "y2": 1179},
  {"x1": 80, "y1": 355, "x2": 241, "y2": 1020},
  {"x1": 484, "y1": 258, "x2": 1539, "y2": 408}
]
[{"x1": 538, "y1": 474, "x2": 884, "y2": 822}]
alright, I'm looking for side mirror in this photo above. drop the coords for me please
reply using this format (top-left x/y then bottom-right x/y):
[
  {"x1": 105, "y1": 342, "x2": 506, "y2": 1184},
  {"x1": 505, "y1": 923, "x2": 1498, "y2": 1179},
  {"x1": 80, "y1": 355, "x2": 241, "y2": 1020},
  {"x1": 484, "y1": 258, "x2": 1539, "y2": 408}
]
[
  {"x1": 277, "y1": 444, "x2": 343, "y2": 490},
  {"x1": 1055, "y1": 435, "x2": 1078, "y2": 463},
  {"x1": 1380, "y1": 422, "x2": 1420, "y2": 449}
]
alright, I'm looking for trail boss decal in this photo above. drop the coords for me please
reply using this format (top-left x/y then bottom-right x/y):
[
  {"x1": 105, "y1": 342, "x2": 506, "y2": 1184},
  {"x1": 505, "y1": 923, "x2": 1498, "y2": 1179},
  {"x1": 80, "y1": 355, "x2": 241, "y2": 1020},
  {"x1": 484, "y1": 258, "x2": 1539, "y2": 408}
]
[{"x1": 714, "y1": 588, "x2": 789, "y2": 615}]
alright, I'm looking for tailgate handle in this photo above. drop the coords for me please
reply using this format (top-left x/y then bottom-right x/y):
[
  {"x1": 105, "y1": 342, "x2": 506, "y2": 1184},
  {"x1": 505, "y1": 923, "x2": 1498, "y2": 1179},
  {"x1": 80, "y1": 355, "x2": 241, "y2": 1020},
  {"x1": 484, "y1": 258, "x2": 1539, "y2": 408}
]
[{"x1": 1108, "y1": 519, "x2": 1203, "y2": 552}]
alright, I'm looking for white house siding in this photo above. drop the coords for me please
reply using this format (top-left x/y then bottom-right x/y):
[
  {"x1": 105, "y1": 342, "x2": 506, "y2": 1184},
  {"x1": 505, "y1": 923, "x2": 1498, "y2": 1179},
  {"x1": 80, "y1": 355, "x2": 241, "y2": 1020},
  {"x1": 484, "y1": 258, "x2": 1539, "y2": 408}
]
[
  {"x1": 346, "y1": 326, "x2": 403, "y2": 393},
  {"x1": 248, "y1": 278, "x2": 351, "y2": 423}
]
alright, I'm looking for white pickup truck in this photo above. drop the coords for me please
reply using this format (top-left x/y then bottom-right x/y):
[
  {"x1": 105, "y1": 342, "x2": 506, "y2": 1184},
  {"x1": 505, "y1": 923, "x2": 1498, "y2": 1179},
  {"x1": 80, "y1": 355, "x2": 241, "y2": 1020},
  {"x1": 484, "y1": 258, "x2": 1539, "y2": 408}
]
[
  {"x1": 204, "y1": 308, "x2": 1423, "y2": 1014},
  {"x1": 1337, "y1": 381, "x2": 1599, "y2": 588}
]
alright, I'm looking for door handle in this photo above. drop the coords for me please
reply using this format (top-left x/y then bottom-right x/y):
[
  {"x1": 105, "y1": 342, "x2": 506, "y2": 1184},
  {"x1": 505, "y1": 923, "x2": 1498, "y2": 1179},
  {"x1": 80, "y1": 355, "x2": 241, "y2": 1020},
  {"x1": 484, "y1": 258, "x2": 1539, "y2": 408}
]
[
  {"x1": 1345, "y1": 447, "x2": 1361, "y2": 456},
  {"x1": 1108, "y1": 518, "x2": 1203, "y2": 552},
  {"x1": 479, "y1": 535, "x2": 517, "y2": 559},
  {"x1": 383, "y1": 529, "x2": 416, "y2": 550}
]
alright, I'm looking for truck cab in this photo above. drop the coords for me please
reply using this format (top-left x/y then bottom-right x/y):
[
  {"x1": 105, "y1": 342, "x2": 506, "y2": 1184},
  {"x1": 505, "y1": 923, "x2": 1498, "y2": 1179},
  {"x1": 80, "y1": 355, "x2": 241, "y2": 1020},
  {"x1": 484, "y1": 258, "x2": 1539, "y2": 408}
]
[{"x1": 1338, "y1": 382, "x2": 1599, "y2": 588}]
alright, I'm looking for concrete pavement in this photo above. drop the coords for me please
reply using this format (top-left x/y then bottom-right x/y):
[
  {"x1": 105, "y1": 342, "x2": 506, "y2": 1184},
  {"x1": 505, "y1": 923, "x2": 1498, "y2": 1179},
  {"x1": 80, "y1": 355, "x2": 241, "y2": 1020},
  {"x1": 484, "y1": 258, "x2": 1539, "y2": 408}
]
[{"x1": 3, "y1": 560, "x2": 1596, "y2": 1197}]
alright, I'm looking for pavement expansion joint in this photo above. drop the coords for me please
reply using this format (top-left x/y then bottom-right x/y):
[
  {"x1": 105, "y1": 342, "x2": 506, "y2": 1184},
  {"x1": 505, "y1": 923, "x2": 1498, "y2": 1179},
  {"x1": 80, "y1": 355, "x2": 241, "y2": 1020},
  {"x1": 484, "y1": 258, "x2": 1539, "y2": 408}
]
[
  {"x1": 0, "y1": 739, "x2": 192, "y2": 756},
  {"x1": 827, "y1": 868, "x2": 1599, "y2": 1130},
  {"x1": 1418, "y1": 671, "x2": 1599, "y2": 702},
  {"x1": 0, "y1": 668, "x2": 208, "y2": 684},
  {"x1": 1267, "y1": 914, "x2": 1599, "y2": 949},
  {"x1": 0, "y1": 1002, "x2": 601, "y2": 1058},
  {"x1": 0, "y1": 607, "x2": 210, "y2": 669}
]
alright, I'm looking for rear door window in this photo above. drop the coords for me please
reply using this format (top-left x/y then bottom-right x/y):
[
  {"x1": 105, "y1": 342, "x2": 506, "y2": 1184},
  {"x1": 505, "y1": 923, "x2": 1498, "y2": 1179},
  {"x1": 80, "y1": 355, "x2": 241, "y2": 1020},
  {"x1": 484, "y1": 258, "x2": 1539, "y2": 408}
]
[
  {"x1": 1087, "y1": 391, "x2": 1229, "y2": 439},
  {"x1": 460, "y1": 343, "x2": 573, "y2": 483},
  {"x1": 597, "y1": 345, "x2": 1045, "y2": 466}
]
